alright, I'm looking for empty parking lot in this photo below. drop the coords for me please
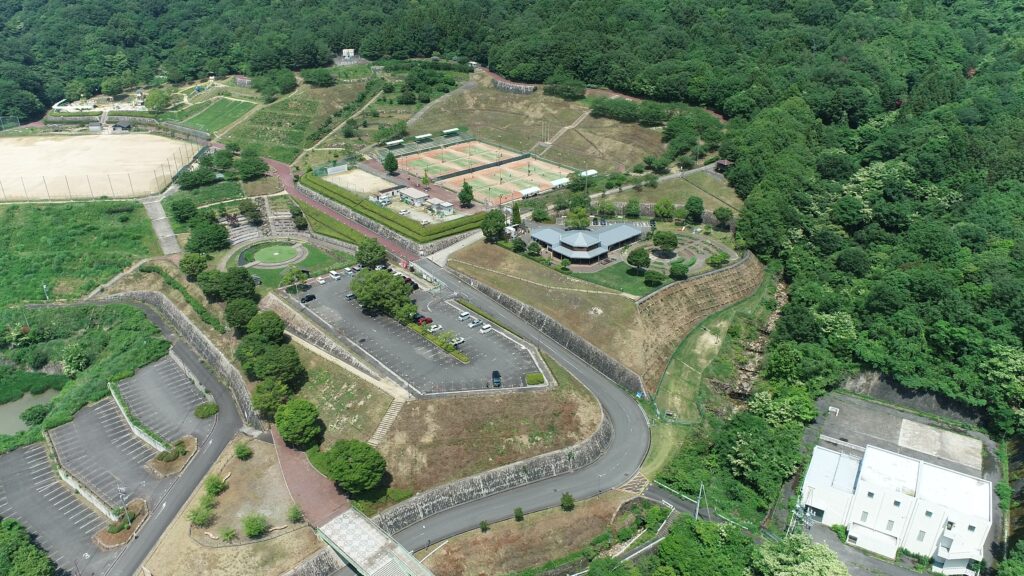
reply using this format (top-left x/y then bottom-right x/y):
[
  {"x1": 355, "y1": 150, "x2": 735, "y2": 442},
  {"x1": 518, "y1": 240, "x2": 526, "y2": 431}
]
[
  {"x1": 296, "y1": 273, "x2": 542, "y2": 395},
  {"x1": 0, "y1": 444, "x2": 115, "y2": 574},
  {"x1": 118, "y1": 356, "x2": 210, "y2": 442}
]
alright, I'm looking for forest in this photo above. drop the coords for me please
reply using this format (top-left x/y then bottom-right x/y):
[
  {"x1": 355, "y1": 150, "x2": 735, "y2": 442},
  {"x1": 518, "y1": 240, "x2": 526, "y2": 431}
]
[{"x1": 2, "y1": 0, "x2": 1024, "y2": 571}]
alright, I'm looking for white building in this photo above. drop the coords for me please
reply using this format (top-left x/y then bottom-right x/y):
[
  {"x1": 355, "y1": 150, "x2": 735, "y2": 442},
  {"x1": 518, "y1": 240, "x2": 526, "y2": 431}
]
[
  {"x1": 398, "y1": 188, "x2": 429, "y2": 206},
  {"x1": 425, "y1": 197, "x2": 454, "y2": 217},
  {"x1": 802, "y1": 445, "x2": 991, "y2": 576}
]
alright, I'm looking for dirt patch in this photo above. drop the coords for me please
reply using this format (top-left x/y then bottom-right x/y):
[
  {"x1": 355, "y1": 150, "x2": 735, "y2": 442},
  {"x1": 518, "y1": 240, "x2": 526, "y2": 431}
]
[
  {"x1": 139, "y1": 435, "x2": 319, "y2": 576},
  {"x1": 294, "y1": 346, "x2": 390, "y2": 444},
  {"x1": 323, "y1": 168, "x2": 395, "y2": 195},
  {"x1": 96, "y1": 499, "x2": 147, "y2": 549},
  {"x1": 379, "y1": 357, "x2": 600, "y2": 492},
  {"x1": 543, "y1": 115, "x2": 666, "y2": 173},
  {"x1": 147, "y1": 435, "x2": 198, "y2": 477},
  {"x1": 242, "y1": 176, "x2": 284, "y2": 197},
  {"x1": 419, "y1": 491, "x2": 631, "y2": 576},
  {"x1": 0, "y1": 134, "x2": 194, "y2": 200}
]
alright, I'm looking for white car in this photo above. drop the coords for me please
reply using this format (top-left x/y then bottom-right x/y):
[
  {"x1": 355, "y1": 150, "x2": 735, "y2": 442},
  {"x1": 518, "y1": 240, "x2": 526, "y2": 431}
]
[
  {"x1": 467, "y1": 318, "x2": 481, "y2": 328},
  {"x1": 427, "y1": 324, "x2": 443, "y2": 333},
  {"x1": 328, "y1": 270, "x2": 341, "y2": 280},
  {"x1": 479, "y1": 324, "x2": 492, "y2": 334},
  {"x1": 458, "y1": 311, "x2": 470, "y2": 321},
  {"x1": 450, "y1": 337, "x2": 465, "y2": 346},
  {"x1": 317, "y1": 277, "x2": 327, "y2": 285},
  {"x1": 399, "y1": 209, "x2": 410, "y2": 215}
]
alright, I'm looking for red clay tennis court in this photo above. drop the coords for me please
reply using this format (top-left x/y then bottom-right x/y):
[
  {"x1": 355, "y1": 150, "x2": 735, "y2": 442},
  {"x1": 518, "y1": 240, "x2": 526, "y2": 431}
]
[
  {"x1": 398, "y1": 140, "x2": 520, "y2": 178},
  {"x1": 441, "y1": 157, "x2": 573, "y2": 204}
]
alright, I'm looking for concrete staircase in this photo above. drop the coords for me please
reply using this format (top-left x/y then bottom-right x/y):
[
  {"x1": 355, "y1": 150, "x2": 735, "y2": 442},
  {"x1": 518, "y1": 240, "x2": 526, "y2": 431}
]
[
  {"x1": 368, "y1": 399, "x2": 406, "y2": 447},
  {"x1": 221, "y1": 214, "x2": 261, "y2": 245}
]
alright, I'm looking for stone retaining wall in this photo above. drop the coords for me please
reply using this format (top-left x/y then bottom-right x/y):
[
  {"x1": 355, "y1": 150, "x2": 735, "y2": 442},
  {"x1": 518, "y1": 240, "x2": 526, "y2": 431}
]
[
  {"x1": 168, "y1": 349, "x2": 214, "y2": 401},
  {"x1": 296, "y1": 182, "x2": 477, "y2": 256},
  {"x1": 374, "y1": 415, "x2": 612, "y2": 534},
  {"x1": 98, "y1": 291, "x2": 262, "y2": 429},
  {"x1": 447, "y1": 268, "x2": 644, "y2": 393},
  {"x1": 280, "y1": 548, "x2": 344, "y2": 576}
]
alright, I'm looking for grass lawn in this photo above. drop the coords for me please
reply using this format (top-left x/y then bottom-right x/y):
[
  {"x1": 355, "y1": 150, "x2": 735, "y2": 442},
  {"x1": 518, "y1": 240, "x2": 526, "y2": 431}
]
[
  {"x1": 653, "y1": 275, "x2": 776, "y2": 421},
  {"x1": 301, "y1": 203, "x2": 366, "y2": 245},
  {"x1": 641, "y1": 422, "x2": 688, "y2": 478},
  {"x1": 233, "y1": 242, "x2": 356, "y2": 290},
  {"x1": 223, "y1": 83, "x2": 367, "y2": 163},
  {"x1": 378, "y1": 352, "x2": 601, "y2": 495},
  {"x1": 242, "y1": 176, "x2": 283, "y2": 197},
  {"x1": 0, "y1": 201, "x2": 158, "y2": 305},
  {"x1": 293, "y1": 346, "x2": 390, "y2": 444},
  {"x1": 162, "y1": 182, "x2": 246, "y2": 233},
  {"x1": 159, "y1": 99, "x2": 215, "y2": 123},
  {"x1": 571, "y1": 261, "x2": 658, "y2": 297},
  {"x1": 543, "y1": 115, "x2": 666, "y2": 173},
  {"x1": 610, "y1": 172, "x2": 743, "y2": 212},
  {"x1": 251, "y1": 243, "x2": 298, "y2": 264},
  {"x1": 182, "y1": 98, "x2": 255, "y2": 133}
]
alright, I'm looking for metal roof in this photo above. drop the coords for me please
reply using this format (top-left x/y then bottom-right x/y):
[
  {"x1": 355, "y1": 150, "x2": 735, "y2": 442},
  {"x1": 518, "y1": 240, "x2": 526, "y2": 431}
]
[
  {"x1": 596, "y1": 224, "x2": 642, "y2": 246},
  {"x1": 561, "y1": 230, "x2": 600, "y2": 248}
]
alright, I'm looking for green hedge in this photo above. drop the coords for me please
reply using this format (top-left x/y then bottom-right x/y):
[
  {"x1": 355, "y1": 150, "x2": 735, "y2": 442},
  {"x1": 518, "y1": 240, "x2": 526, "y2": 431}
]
[
  {"x1": 139, "y1": 264, "x2": 226, "y2": 333},
  {"x1": 300, "y1": 174, "x2": 485, "y2": 244},
  {"x1": 302, "y1": 204, "x2": 366, "y2": 245},
  {"x1": 109, "y1": 382, "x2": 171, "y2": 449},
  {"x1": 107, "y1": 110, "x2": 156, "y2": 118},
  {"x1": 47, "y1": 110, "x2": 102, "y2": 117}
]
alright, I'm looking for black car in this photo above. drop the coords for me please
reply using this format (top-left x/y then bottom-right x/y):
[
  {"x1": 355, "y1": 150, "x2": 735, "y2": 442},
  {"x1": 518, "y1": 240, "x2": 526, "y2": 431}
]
[
  {"x1": 300, "y1": 294, "x2": 316, "y2": 304},
  {"x1": 491, "y1": 370, "x2": 502, "y2": 387}
]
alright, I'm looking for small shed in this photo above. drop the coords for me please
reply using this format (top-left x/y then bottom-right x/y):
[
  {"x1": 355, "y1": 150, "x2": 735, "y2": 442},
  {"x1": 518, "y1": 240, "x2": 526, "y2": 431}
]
[
  {"x1": 715, "y1": 159, "x2": 733, "y2": 173},
  {"x1": 426, "y1": 197, "x2": 454, "y2": 217},
  {"x1": 112, "y1": 123, "x2": 131, "y2": 133},
  {"x1": 235, "y1": 75, "x2": 252, "y2": 88},
  {"x1": 399, "y1": 188, "x2": 429, "y2": 206},
  {"x1": 579, "y1": 169, "x2": 598, "y2": 178},
  {"x1": 549, "y1": 177, "x2": 570, "y2": 189}
]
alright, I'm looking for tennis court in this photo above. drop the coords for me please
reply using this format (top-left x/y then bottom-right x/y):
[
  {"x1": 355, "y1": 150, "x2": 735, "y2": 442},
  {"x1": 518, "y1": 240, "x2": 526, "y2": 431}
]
[
  {"x1": 442, "y1": 157, "x2": 572, "y2": 205},
  {"x1": 397, "y1": 140, "x2": 518, "y2": 179}
]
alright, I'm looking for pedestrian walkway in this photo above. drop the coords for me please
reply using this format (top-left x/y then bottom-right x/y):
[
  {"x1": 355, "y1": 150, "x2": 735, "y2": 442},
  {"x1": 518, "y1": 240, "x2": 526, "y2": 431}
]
[
  {"x1": 271, "y1": 426, "x2": 350, "y2": 527},
  {"x1": 367, "y1": 399, "x2": 405, "y2": 447},
  {"x1": 319, "y1": 508, "x2": 435, "y2": 576},
  {"x1": 141, "y1": 196, "x2": 181, "y2": 254}
]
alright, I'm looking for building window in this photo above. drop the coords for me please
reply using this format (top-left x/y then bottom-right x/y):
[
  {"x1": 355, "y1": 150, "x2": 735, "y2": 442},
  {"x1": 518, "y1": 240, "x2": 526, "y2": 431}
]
[
  {"x1": 861, "y1": 511, "x2": 869, "y2": 522},
  {"x1": 849, "y1": 536, "x2": 858, "y2": 545},
  {"x1": 946, "y1": 521, "x2": 955, "y2": 530},
  {"x1": 887, "y1": 520, "x2": 895, "y2": 531},
  {"x1": 925, "y1": 511, "x2": 933, "y2": 518},
  {"x1": 968, "y1": 525, "x2": 976, "y2": 532},
  {"x1": 917, "y1": 531, "x2": 926, "y2": 542},
  {"x1": 893, "y1": 500, "x2": 901, "y2": 508},
  {"x1": 867, "y1": 491, "x2": 875, "y2": 498}
]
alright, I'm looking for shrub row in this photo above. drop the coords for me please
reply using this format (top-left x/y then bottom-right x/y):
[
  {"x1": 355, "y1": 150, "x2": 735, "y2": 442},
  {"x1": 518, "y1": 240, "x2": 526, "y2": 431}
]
[
  {"x1": 407, "y1": 322, "x2": 470, "y2": 363},
  {"x1": 300, "y1": 174, "x2": 485, "y2": 244},
  {"x1": 108, "y1": 382, "x2": 171, "y2": 450},
  {"x1": 139, "y1": 264, "x2": 226, "y2": 333},
  {"x1": 47, "y1": 110, "x2": 102, "y2": 117},
  {"x1": 302, "y1": 204, "x2": 366, "y2": 245}
]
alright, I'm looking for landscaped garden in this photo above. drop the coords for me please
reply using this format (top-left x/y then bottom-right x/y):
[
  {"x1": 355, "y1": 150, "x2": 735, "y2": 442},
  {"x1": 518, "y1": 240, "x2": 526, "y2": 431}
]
[
  {"x1": 230, "y1": 242, "x2": 356, "y2": 290},
  {"x1": 0, "y1": 201, "x2": 159, "y2": 305}
]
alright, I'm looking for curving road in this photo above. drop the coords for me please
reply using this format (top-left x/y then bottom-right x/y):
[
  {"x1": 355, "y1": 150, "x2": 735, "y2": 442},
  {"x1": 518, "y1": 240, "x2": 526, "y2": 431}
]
[{"x1": 390, "y1": 260, "x2": 651, "y2": 551}]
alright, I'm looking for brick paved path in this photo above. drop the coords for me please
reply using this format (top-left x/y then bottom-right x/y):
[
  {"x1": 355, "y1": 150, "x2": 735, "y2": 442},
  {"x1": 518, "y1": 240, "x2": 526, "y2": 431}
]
[{"x1": 271, "y1": 426, "x2": 350, "y2": 527}]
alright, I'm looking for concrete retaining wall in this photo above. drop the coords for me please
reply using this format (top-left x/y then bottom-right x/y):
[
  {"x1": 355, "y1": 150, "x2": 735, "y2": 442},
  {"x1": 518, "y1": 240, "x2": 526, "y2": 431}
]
[
  {"x1": 296, "y1": 182, "x2": 477, "y2": 256},
  {"x1": 97, "y1": 291, "x2": 262, "y2": 429},
  {"x1": 374, "y1": 415, "x2": 612, "y2": 534},
  {"x1": 168, "y1": 349, "x2": 214, "y2": 402},
  {"x1": 280, "y1": 548, "x2": 344, "y2": 576},
  {"x1": 107, "y1": 382, "x2": 169, "y2": 451},
  {"x1": 447, "y1": 268, "x2": 644, "y2": 393},
  {"x1": 43, "y1": 431, "x2": 119, "y2": 521}
]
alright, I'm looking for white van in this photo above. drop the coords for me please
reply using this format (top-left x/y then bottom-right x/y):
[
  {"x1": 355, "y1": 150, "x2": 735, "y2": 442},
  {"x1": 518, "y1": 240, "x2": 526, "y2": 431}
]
[
  {"x1": 479, "y1": 324, "x2": 492, "y2": 334},
  {"x1": 329, "y1": 270, "x2": 341, "y2": 280},
  {"x1": 458, "y1": 311, "x2": 470, "y2": 321}
]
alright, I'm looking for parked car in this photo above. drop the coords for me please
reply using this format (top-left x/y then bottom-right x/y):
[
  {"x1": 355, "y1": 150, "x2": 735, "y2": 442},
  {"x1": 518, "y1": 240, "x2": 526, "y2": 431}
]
[
  {"x1": 480, "y1": 324, "x2": 492, "y2": 334},
  {"x1": 458, "y1": 311, "x2": 470, "y2": 321},
  {"x1": 343, "y1": 267, "x2": 352, "y2": 273},
  {"x1": 491, "y1": 370, "x2": 502, "y2": 387},
  {"x1": 399, "y1": 209, "x2": 410, "y2": 215},
  {"x1": 468, "y1": 318, "x2": 481, "y2": 328},
  {"x1": 427, "y1": 323, "x2": 443, "y2": 333},
  {"x1": 450, "y1": 337, "x2": 465, "y2": 346},
  {"x1": 417, "y1": 316, "x2": 433, "y2": 326},
  {"x1": 375, "y1": 264, "x2": 386, "y2": 271},
  {"x1": 345, "y1": 293, "x2": 357, "y2": 301},
  {"x1": 300, "y1": 294, "x2": 316, "y2": 303},
  {"x1": 317, "y1": 277, "x2": 327, "y2": 285},
  {"x1": 353, "y1": 264, "x2": 362, "y2": 271},
  {"x1": 329, "y1": 270, "x2": 341, "y2": 280}
]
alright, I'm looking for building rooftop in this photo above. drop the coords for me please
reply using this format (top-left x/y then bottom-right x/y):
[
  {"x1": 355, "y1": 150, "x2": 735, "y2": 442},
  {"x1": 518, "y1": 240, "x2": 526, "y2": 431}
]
[
  {"x1": 398, "y1": 188, "x2": 429, "y2": 200},
  {"x1": 805, "y1": 446, "x2": 860, "y2": 494},
  {"x1": 562, "y1": 230, "x2": 600, "y2": 248}
]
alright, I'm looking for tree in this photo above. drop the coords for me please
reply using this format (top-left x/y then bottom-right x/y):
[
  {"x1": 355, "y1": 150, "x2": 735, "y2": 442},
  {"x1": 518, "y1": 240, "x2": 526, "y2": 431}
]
[
  {"x1": 235, "y1": 154, "x2": 268, "y2": 181},
  {"x1": 356, "y1": 238, "x2": 388, "y2": 268},
  {"x1": 144, "y1": 88, "x2": 171, "y2": 113},
  {"x1": 234, "y1": 443, "x2": 254, "y2": 460},
  {"x1": 0, "y1": 518, "x2": 55, "y2": 576},
  {"x1": 252, "y1": 379, "x2": 291, "y2": 420},
  {"x1": 179, "y1": 252, "x2": 208, "y2": 280},
  {"x1": 669, "y1": 260, "x2": 690, "y2": 280},
  {"x1": 275, "y1": 398, "x2": 323, "y2": 449},
  {"x1": 242, "y1": 514, "x2": 270, "y2": 538},
  {"x1": 176, "y1": 166, "x2": 218, "y2": 190},
  {"x1": 351, "y1": 270, "x2": 414, "y2": 317},
  {"x1": 511, "y1": 202, "x2": 522, "y2": 225},
  {"x1": 751, "y1": 535, "x2": 848, "y2": 576},
  {"x1": 383, "y1": 152, "x2": 399, "y2": 174},
  {"x1": 225, "y1": 299, "x2": 259, "y2": 333},
  {"x1": 589, "y1": 558, "x2": 638, "y2": 576},
  {"x1": 247, "y1": 311, "x2": 287, "y2": 344},
  {"x1": 318, "y1": 439, "x2": 387, "y2": 494},
  {"x1": 707, "y1": 252, "x2": 730, "y2": 268},
  {"x1": 514, "y1": 507, "x2": 524, "y2": 521},
  {"x1": 237, "y1": 199, "x2": 263, "y2": 225},
  {"x1": 560, "y1": 492, "x2": 575, "y2": 511},
  {"x1": 167, "y1": 196, "x2": 197, "y2": 224},
  {"x1": 684, "y1": 196, "x2": 704, "y2": 224},
  {"x1": 527, "y1": 242, "x2": 542, "y2": 256},
  {"x1": 301, "y1": 67, "x2": 335, "y2": 87},
  {"x1": 185, "y1": 220, "x2": 230, "y2": 253},
  {"x1": 253, "y1": 69, "x2": 297, "y2": 101},
  {"x1": 627, "y1": 247, "x2": 650, "y2": 272},
  {"x1": 511, "y1": 237, "x2": 527, "y2": 252},
  {"x1": 248, "y1": 344, "x2": 306, "y2": 389},
  {"x1": 624, "y1": 199, "x2": 641, "y2": 218},
  {"x1": 652, "y1": 231, "x2": 678, "y2": 254},
  {"x1": 564, "y1": 207, "x2": 590, "y2": 230},
  {"x1": 713, "y1": 207, "x2": 733, "y2": 228},
  {"x1": 481, "y1": 210, "x2": 507, "y2": 242},
  {"x1": 458, "y1": 182, "x2": 474, "y2": 207},
  {"x1": 532, "y1": 203, "x2": 550, "y2": 222},
  {"x1": 645, "y1": 270, "x2": 666, "y2": 286},
  {"x1": 654, "y1": 199, "x2": 675, "y2": 220}
]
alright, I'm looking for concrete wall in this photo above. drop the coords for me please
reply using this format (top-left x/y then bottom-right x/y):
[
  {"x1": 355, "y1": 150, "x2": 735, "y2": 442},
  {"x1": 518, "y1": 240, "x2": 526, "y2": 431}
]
[
  {"x1": 374, "y1": 415, "x2": 612, "y2": 534},
  {"x1": 296, "y1": 182, "x2": 477, "y2": 256},
  {"x1": 279, "y1": 548, "x2": 344, "y2": 576},
  {"x1": 98, "y1": 292, "x2": 262, "y2": 429},
  {"x1": 446, "y1": 267, "x2": 645, "y2": 393},
  {"x1": 108, "y1": 382, "x2": 169, "y2": 451},
  {"x1": 43, "y1": 431, "x2": 119, "y2": 521}
]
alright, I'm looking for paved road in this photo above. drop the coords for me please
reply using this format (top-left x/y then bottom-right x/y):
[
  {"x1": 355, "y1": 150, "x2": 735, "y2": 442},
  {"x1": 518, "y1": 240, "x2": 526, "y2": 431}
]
[
  {"x1": 102, "y1": 305, "x2": 243, "y2": 576},
  {"x1": 389, "y1": 260, "x2": 650, "y2": 551},
  {"x1": 141, "y1": 193, "x2": 181, "y2": 255}
]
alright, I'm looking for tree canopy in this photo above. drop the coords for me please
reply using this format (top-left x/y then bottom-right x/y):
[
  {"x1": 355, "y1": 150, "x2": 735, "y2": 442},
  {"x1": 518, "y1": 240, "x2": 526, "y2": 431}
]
[{"x1": 317, "y1": 439, "x2": 387, "y2": 494}]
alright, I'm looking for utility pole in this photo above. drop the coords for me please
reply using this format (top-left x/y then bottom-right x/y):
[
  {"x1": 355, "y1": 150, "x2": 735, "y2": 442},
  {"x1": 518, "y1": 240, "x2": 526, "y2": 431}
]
[
  {"x1": 42, "y1": 284, "x2": 49, "y2": 302},
  {"x1": 694, "y1": 481, "x2": 705, "y2": 520}
]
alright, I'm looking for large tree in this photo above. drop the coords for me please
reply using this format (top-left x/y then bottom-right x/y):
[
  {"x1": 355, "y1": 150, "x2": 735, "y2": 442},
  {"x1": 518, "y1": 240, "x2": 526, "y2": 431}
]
[
  {"x1": 275, "y1": 398, "x2": 323, "y2": 449},
  {"x1": 355, "y1": 238, "x2": 388, "y2": 268},
  {"x1": 185, "y1": 220, "x2": 230, "y2": 254},
  {"x1": 0, "y1": 518, "x2": 55, "y2": 576},
  {"x1": 458, "y1": 182, "x2": 474, "y2": 207},
  {"x1": 751, "y1": 535, "x2": 848, "y2": 576},
  {"x1": 317, "y1": 439, "x2": 387, "y2": 494},
  {"x1": 627, "y1": 247, "x2": 650, "y2": 272},
  {"x1": 480, "y1": 210, "x2": 507, "y2": 242},
  {"x1": 178, "y1": 252, "x2": 208, "y2": 280},
  {"x1": 652, "y1": 231, "x2": 678, "y2": 254},
  {"x1": 383, "y1": 152, "x2": 399, "y2": 174},
  {"x1": 350, "y1": 270, "x2": 414, "y2": 318},
  {"x1": 564, "y1": 207, "x2": 590, "y2": 230}
]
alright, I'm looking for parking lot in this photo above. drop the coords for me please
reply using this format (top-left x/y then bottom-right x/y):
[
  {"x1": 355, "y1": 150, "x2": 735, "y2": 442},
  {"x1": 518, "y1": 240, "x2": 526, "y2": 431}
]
[
  {"x1": 118, "y1": 356, "x2": 211, "y2": 442},
  {"x1": 49, "y1": 397, "x2": 159, "y2": 508},
  {"x1": 0, "y1": 444, "x2": 115, "y2": 574},
  {"x1": 296, "y1": 271, "x2": 542, "y2": 395}
]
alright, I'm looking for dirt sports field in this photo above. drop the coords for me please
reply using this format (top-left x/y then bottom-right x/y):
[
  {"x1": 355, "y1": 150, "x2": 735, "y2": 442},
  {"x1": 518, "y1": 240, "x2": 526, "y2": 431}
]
[
  {"x1": 322, "y1": 167, "x2": 395, "y2": 195},
  {"x1": 0, "y1": 134, "x2": 195, "y2": 201}
]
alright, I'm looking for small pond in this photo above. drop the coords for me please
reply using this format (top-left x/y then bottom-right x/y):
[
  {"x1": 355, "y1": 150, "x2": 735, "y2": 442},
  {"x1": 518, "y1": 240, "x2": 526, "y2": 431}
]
[{"x1": 0, "y1": 389, "x2": 59, "y2": 435}]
